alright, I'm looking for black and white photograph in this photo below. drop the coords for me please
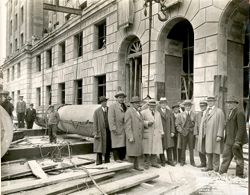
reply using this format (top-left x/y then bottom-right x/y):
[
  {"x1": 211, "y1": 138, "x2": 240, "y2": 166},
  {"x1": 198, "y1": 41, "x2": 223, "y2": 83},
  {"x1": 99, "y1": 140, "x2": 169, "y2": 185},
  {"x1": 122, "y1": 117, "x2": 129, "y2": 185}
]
[{"x1": 0, "y1": 0, "x2": 249, "y2": 194}]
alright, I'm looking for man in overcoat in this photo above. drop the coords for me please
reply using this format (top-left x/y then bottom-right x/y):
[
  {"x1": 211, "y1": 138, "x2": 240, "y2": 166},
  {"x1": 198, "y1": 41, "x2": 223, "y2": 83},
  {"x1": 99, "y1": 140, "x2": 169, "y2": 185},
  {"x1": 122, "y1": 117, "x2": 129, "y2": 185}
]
[
  {"x1": 125, "y1": 96, "x2": 146, "y2": 171},
  {"x1": 141, "y1": 99, "x2": 164, "y2": 169},
  {"x1": 108, "y1": 91, "x2": 127, "y2": 162},
  {"x1": 172, "y1": 103, "x2": 182, "y2": 163},
  {"x1": 16, "y1": 95, "x2": 26, "y2": 128},
  {"x1": 158, "y1": 97, "x2": 175, "y2": 166},
  {"x1": 202, "y1": 96, "x2": 225, "y2": 172},
  {"x1": 175, "y1": 100, "x2": 196, "y2": 166},
  {"x1": 219, "y1": 96, "x2": 248, "y2": 178},
  {"x1": 93, "y1": 96, "x2": 111, "y2": 165},
  {"x1": 194, "y1": 100, "x2": 208, "y2": 168},
  {"x1": 25, "y1": 103, "x2": 36, "y2": 129}
]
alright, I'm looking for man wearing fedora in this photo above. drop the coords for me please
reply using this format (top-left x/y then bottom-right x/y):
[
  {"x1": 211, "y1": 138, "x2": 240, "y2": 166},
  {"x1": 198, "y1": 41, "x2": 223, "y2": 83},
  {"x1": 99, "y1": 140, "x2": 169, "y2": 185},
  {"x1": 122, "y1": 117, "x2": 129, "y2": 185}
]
[
  {"x1": 108, "y1": 90, "x2": 127, "y2": 162},
  {"x1": 25, "y1": 103, "x2": 36, "y2": 129},
  {"x1": 194, "y1": 100, "x2": 208, "y2": 168},
  {"x1": 16, "y1": 95, "x2": 26, "y2": 128},
  {"x1": 93, "y1": 96, "x2": 111, "y2": 165},
  {"x1": 158, "y1": 97, "x2": 176, "y2": 166},
  {"x1": 219, "y1": 96, "x2": 248, "y2": 178},
  {"x1": 125, "y1": 96, "x2": 146, "y2": 171},
  {"x1": 141, "y1": 99, "x2": 164, "y2": 169},
  {"x1": 172, "y1": 103, "x2": 182, "y2": 163},
  {"x1": 202, "y1": 96, "x2": 225, "y2": 172},
  {"x1": 175, "y1": 100, "x2": 196, "y2": 166}
]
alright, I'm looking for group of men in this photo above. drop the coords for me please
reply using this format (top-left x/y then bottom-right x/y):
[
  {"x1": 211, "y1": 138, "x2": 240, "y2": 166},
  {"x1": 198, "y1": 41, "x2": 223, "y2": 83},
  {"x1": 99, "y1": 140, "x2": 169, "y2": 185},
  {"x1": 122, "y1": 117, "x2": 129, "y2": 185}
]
[
  {"x1": 0, "y1": 91, "x2": 36, "y2": 129},
  {"x1": 93, "y1": 91, "x2": 248, "y2": 178}
]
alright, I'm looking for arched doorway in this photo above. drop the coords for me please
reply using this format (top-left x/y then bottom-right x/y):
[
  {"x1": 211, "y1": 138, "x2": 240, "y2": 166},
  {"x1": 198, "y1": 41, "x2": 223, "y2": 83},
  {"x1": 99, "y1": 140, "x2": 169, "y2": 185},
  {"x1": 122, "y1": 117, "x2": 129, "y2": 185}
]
[
  {"x1": 219, "y1": 0, "x2": 249, "y2": 117},
  {"x1": 158, "y1": 18, "x2": 194, "y2": 105}
]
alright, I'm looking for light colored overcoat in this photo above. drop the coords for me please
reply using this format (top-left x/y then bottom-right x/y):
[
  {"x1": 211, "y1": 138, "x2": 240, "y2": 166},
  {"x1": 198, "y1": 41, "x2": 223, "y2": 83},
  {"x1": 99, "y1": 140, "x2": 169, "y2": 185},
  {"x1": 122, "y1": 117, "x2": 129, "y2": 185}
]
[
  {"x1": 125, "y1": 107, "x2": 146, "y2": 156},
  {"x1": 141, "y1": 108, "x2": 164, "y2": 155},
  {"x1": 204, "y1": 107, "x2": 225, "y2": 154},
  {"x1": 108, "y1": 102, "x2": 126, "y2": 148},
  {"x1": 93, "y1": 106, "x2": 109, "y2": 154}
]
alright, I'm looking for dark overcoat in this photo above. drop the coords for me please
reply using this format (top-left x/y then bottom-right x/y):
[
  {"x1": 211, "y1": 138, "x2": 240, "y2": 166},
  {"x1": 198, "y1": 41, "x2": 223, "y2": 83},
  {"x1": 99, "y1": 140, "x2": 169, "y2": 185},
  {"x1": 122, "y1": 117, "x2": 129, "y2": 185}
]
[
  {"x1": 25, "y1": 108, "x2": 36, "y2": 122},
  {"x1": 194, "y1": 111, "x2": 206, "y2": 153},
  {"x1": 173, "y1": 112, "x2": 182, "y2": 149},
  {"x1": 1, "y1": 100, "x2": 14, "y2": 117},
  {"x1": 224, "y1": 108, "x2": 248, "y2": 146},
  {"x1": 93, "y1": 106, "x2": 109, "y2": 154},
  {"x1": 175, "y1": 111, "x2": 196, "y2": 136},
  {"x1": 108, "y1": 102, "x2": 126, "y2": 148},
  {"x1": 125, "y1": 107, "x2": 146, "y2": 156},
  {"x1": 158, "y1": 108, "x2": 175, "y2": 149}
]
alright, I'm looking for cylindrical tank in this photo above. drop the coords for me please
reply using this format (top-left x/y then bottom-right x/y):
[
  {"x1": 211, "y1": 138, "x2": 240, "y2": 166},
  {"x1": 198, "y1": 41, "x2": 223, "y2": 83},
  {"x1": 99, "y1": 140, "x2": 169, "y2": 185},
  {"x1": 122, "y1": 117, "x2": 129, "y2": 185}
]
[
  {"x1": 35, "y1": 104, "x2": 100, "y2": 137},
  {"x1": 1, "y1": 105, "x2": 14, "y2": 157}
]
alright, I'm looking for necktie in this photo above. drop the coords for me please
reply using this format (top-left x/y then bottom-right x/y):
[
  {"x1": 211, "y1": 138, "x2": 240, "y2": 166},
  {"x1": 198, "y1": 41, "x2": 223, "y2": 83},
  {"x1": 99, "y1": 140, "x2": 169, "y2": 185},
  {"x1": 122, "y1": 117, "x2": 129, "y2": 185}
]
[
  {"x1": 121, "y1": 103, "x2": 126, "y2": 112},
  {"x1": 151, "y1": 111, "x2": 155, "y2": 116}
]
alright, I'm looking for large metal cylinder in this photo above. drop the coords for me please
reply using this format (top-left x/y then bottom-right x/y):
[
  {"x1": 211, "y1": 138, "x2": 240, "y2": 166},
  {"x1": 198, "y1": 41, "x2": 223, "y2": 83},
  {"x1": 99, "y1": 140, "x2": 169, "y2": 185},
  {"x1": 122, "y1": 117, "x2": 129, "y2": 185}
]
[
  {"x1": 57, "y1": 104, "x2": 100, "y2": 137},
  {"x1": 1, "y1": 105, "x2": 14, "y2": 157}
]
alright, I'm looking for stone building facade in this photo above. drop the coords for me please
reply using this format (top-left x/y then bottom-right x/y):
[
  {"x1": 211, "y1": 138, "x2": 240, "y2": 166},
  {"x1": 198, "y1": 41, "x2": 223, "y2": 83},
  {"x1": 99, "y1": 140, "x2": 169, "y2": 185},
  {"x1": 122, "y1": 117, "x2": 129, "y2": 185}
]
[{"x1": 2, "y1": 0, "x2": 249, "y2": 116}]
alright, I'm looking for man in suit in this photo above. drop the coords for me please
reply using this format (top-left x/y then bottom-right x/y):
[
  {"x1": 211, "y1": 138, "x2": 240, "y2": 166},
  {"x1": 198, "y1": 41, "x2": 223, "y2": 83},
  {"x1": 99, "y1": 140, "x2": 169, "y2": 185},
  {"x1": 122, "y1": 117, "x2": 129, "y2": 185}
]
[
  {"x1": 141, "y1": 99, "x2": 164, "y2": 169},
  {"x1": 175, "y1": 100, "x2": 196, "y2": 166},
  {"x1": 25, "y1": 103, "x2": 36, "y2": 129},
  {"x1": 93, "y1": 96, "x2": 111, "y2": 165},
  {"x1": 172, "y1": 103, "x2": 182, "y2": 163},
  {"x1": 125, "y1": 96, "x2": 146, "y2": 171},
  {"x1": 158, "y1": 97, "x2": 176, "y2": 166},
  {"x1": 16, "y1": 95, "x2": 26, "y2": 128},
  {"x1": 194, "y1": 100, "x2": 208, "y2": 168},
  {"x1": 219, "y1": 96, "x2": 248, "y2": 178},
  {"x1": 108, "y1": 91, "x2": 127, "y2": 162},
  {"x1": 202, "y1": 96, "x2": 225, "y2": 172}
]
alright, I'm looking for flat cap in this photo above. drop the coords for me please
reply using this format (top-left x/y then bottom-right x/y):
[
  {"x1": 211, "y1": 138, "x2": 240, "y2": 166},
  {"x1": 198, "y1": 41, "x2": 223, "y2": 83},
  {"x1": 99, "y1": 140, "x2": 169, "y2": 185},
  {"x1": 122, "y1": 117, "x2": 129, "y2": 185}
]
[
  {"x1": 206, "y1": 96, "x2": 216, "y2": 101},
  {"x1": 183, "y1": 99, "x2": 192, "y2": 105},
  {"x1": 130, "y1": 96, "x2": 141, "y2": 103},
  {"x1": 159, "y1": 97, "x2": 168, "y2": 103},
  {"x1": 225, "y1": 96, "x2": 239, "y2": 104},
  {"x1": 115, "y1": 90, "x2": 127, "y2": 98},
  {"x1": 99, "y1": 96, "x2": 108, "y2": 103},
  {"x1": 148, "y1": 99, "x2": 157, "y2": 105},
  {"x1": 199, "y1": 100, "x2": 208, "y2": 106}
]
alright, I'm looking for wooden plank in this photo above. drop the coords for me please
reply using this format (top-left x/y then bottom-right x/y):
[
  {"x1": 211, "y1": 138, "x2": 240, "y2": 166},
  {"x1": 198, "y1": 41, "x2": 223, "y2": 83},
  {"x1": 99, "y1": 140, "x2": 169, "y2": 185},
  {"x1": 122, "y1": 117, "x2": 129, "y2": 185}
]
[
  {"x1": 43, "y1": 3, "x2": 82, "y2": 15},
  {"x1": 2, "y1": 162, "x2": 133, "y2": 194},
  {"x1": 1, "y1": 158, "x2": 26, "y2": 166},
  {"x1": 28, "y1": 160, "x2": 47, "y2": 179},
  {"x1": 71, "y1": 173, "x2": 159, "y2": 195},
  {"x1": 12, "y1": 172, "x2": 115, "y2": 195},
  {"x1": 143, "y1": 185, "x2": 179, "y2": 195}
]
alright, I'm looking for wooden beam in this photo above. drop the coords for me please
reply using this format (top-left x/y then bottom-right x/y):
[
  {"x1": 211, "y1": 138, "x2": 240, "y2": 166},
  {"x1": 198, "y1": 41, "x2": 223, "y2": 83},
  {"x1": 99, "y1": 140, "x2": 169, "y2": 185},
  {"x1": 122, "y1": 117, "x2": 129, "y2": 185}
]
[
  {"x1": 43, "y1": 3, "x2": 82, "y2": 15},
  {"x1": 2, "y1": 162, "x2": 133, "y2": 194},
  {"x1": 71, "y1": 173, "x2": 159, "y2": 195},
  {"x1": 15, "y1": 172, "x2": 115, "y2": 195}
]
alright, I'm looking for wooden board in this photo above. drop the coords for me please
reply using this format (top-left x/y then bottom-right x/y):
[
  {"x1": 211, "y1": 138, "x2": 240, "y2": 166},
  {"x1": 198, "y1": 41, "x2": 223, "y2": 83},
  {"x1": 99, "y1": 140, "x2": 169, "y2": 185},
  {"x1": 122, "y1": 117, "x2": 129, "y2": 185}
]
[
  {"x1": 71, "y1": 172, "x2": 159, "y2": 195},
  {"x1": 2, "y1": 162, "x2": 133, "y2": 194},
  {"x1": 11, "y1": 172, "x2": 115, "y2": 195},
  {"x1": 28, "y1": 160, "x2": 47, "y2": 179}
]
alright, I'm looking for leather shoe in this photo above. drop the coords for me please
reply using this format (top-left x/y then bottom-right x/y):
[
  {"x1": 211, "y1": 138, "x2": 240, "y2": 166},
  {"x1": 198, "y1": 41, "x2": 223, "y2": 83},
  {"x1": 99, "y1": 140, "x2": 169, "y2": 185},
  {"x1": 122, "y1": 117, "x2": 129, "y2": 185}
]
[
  {"x1": 134, "y1": 167, "x2": 144, "y2": 171},
  {"x1": 169, "y1": 161, "x2": 176, "y2": 167},
  {"x1": 115, "y1": 160, "x2": 123, "y2": 163},
  {"x1": 180, "y1": 163, "x2": 185, "y2": 166},
  {"x1": 152, "y1": 164, "x2": 161, "y2": 168},
  {"x1": 191, "y1": 163, "x2": 196, "y2": 167},
  {"x1": 201, "y1": 168, "x2": 213, "y2": 172}
]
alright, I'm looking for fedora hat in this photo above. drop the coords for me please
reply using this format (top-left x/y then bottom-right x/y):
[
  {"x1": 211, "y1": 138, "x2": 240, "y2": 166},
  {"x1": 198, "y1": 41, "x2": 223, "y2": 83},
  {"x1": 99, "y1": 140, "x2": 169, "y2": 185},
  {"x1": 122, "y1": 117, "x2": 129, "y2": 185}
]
[
  {"x1": 206, "y1": 96, "x2": 216, "y2": 101},
  {"x1": 172, "y1": 103, "x2": 180, "y2": 109},
  {"x1": 115, "y1": 90, "x2": 127, "y2": 98},
  {"x1": 159, "y1": 97, "x2": 168, "y2": 103},
  {"x1": 148, "y1": 99, "x2": 157, "y2": 106},
  {"x1": 130, "y1": 96, "x2": 141, "y2": 103},
  {"x1": 225, "y1": 96, "x2": 239, "y2": 104},
  {"x1": 99, "y1": 96, "x2": 108, "y2": 103},
  {"x1": 183, "y1": 99, "x2": 192, "y2": 106}
]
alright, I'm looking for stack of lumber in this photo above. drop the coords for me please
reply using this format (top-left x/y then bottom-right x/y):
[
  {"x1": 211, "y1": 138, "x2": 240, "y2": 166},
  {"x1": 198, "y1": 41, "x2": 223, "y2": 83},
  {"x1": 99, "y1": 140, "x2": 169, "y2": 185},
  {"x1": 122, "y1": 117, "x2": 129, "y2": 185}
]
[{"x1": 1, "y1": 156, "x2": 160, "y2": 195}]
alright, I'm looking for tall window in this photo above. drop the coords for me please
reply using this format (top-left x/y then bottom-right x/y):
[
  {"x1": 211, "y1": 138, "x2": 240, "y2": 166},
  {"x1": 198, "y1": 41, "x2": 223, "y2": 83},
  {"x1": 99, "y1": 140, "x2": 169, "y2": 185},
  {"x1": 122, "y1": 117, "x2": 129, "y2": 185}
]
[
  {"x1": 96, "y1": 75, "x2": 106, "y2": 103},
  {"x1": 74, "y1": 32, "x2": 83, "y2": 57},
  {"x1": 46, "y1": 85, "x2": 52, "y2": 105},
  {"x1": 95, "y1": 20, "x2": 106, "y2": 49},
  {"x1": 59, "y1": 83, "x2": 65, "y2": 104},
  {"x1": 46, "y1": 48, "x2": 52, "y2": 68},
  {"x1": 7, "y1": 69, "x2": 10, "y2": 82},
  {"x1": 15, "y1": 38, "x2": 18, "y2": 51},
  {"x1": 59, "y1": 41, "x2": 66, "y2": 63},
  {"x1": 20, "y1": 7, "x2": 24, "y2": 24},
  {"x1": 20, "y1": 33, "x2": 24, "y2": 46},
  {"x1": 12, "y1": 66, "x2": 15, "y2": 80},
  {"x1": 36, "y1": 87, "x2": 41, "y2": 106},
  {"x1": 15, "y1": 14, "x2": 17, "y2": 30},
  {"x1": 17, "y1": 63, "x2": 21, "y2": 78},
  {"x1": 36, "y1": 54, "x2": 41, "y2": 72},
  {"x1": 74, "y1": 79, "x2": 82, "y2": 104}
]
